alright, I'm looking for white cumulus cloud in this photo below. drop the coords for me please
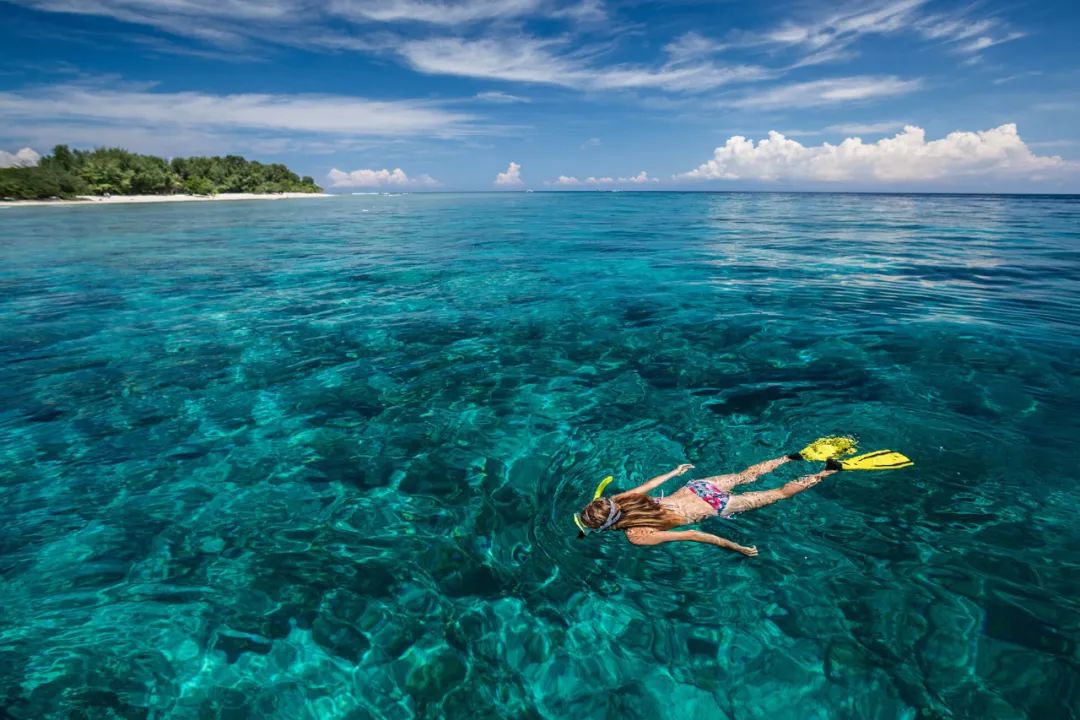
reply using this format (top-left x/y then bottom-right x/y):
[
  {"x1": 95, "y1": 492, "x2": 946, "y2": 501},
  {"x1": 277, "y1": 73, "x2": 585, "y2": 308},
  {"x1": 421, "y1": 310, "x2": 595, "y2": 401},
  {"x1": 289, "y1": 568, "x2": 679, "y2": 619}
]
[
  {"x1": 0, "y1": 147, "x2": 40, "y2": 168},
  {"x1": 620, "y1": 170, "x2": 657, "y2": 184},
  {"x1": 327, "y1": 167, "x2": 438, "y2": 187},
  {"x1": 551, "y1": 171, "x2": 658, "y2": 186},
  {"x1": 495, "y1": 161, "x2": 523, "y2": 186},
  {"x1": 677, "y1": 124, "x2": 1067, "y2": 184}
]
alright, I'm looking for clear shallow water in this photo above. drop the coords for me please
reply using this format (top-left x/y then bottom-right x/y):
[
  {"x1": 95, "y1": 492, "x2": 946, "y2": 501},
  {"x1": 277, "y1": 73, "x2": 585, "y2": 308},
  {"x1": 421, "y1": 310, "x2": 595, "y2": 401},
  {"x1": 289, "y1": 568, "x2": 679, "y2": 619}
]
[{"x1": 1, "y1": 193, "x2": 1078, "y2": 719}]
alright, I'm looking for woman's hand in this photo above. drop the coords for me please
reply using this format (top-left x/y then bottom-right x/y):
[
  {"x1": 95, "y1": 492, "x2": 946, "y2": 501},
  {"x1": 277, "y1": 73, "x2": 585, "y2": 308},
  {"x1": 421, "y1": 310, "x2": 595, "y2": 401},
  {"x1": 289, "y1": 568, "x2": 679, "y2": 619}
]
[
  {"x1": 737, "y1": 545, "x2": 759, "y2": 557},
  {"x1": 673, "y1": 463, "x2": 695, "y2": 476}
]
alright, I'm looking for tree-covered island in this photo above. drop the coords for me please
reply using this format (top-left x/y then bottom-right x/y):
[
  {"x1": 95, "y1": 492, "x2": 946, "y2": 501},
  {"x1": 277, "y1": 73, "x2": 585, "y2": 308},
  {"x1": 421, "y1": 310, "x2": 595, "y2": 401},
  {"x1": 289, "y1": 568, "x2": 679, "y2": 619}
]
[{"x1": 0, "y1": 145, "x2": 323, "y2": 200}]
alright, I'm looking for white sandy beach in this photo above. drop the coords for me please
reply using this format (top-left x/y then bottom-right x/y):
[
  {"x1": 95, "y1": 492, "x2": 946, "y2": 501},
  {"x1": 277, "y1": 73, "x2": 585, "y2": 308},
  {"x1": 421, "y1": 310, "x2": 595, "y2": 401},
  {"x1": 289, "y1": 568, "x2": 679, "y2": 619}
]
[{"x1": 0, "y1": 192, "x2": 333, "y2": 208}]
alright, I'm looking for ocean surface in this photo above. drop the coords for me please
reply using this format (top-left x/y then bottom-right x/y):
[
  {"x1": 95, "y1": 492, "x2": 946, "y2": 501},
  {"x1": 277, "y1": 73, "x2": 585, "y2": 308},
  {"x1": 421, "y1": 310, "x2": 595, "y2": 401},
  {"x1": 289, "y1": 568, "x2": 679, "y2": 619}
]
[{"x1": 1, "y1": 192, "x2": 1077, "y2": 720}]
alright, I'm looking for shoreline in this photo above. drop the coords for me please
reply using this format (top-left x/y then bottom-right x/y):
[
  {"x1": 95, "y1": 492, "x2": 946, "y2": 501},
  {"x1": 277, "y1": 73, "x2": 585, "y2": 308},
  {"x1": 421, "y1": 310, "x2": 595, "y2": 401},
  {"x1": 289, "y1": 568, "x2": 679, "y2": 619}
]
[{"x1": 0, "y1": 192, "x2": 333, "y2": 208}]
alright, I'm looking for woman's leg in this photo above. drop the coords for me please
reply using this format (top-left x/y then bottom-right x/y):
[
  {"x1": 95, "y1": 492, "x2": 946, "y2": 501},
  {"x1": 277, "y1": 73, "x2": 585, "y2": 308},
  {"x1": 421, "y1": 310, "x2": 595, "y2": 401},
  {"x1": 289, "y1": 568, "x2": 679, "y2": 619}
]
[
  {"x1": 703, "y1": 456, "x2": 795, "y2": 492},
  {"x1": 721, "y1": 469, "x2": 836, "y2": 516}
]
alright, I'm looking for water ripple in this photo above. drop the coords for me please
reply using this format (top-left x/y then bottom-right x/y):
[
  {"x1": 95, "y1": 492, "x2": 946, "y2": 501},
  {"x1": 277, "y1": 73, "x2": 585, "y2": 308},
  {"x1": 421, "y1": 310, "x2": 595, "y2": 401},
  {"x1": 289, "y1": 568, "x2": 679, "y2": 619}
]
[{"x1": 1, "y1": 193, "x2": 1078, "y2": 719}]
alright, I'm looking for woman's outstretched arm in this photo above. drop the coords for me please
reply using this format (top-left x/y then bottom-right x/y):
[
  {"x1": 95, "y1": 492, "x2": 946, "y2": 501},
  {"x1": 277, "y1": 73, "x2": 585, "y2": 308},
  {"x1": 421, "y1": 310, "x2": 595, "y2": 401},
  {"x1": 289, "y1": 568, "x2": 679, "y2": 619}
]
[
  {"x1": 625, "y1": 528, "x2": 758, "y2": 557},
  {"x1": 615, "y1": 464, "x2": 694, "y2": 497}
]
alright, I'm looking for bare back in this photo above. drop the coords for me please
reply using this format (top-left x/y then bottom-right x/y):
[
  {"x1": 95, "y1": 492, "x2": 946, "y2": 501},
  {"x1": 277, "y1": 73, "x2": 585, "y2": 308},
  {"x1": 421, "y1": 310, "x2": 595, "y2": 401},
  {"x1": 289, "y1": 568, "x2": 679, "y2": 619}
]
[{"x1": 651, "y1": 486, "x2": 718, "y2": 524}]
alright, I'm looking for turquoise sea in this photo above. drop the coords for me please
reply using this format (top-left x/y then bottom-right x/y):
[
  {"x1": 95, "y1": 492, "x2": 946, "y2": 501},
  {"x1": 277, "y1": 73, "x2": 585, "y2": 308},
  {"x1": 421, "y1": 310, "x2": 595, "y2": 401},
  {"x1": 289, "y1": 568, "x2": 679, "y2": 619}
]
[{"x1": 1, "y1": 192, "x2": 1078, "y2": 719}]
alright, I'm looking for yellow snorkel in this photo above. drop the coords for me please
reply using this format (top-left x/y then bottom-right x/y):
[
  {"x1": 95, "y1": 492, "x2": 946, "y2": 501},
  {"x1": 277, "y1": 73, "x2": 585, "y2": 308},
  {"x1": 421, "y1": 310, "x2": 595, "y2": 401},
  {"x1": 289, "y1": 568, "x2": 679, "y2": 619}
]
[{"x1": 573, "y1": 475, "x2": 614, "y2": 538}]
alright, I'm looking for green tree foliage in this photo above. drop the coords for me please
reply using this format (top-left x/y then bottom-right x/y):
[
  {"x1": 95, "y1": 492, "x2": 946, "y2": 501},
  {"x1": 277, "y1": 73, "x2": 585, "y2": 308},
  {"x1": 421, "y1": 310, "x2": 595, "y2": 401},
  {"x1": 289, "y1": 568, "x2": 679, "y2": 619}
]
[
  {"x1": 0, "y1": 164, "x2": 86, "y2": 200},
  {"x1": 50, "y1": 144, "x2": 76, "y2": 171},
  {"x1": 0, "y1": 145, "x2": 322, "y2": 200},
  {"x1": 183, "y1": 176, "x2": 217, "y2": 196}
]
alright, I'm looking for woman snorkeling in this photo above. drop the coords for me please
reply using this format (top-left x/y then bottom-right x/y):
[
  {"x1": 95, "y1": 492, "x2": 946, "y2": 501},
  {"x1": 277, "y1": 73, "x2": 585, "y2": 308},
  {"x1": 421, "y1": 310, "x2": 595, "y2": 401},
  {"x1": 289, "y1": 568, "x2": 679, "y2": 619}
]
[{"x1": 573, "y1": 437, "x2": 912, "y2": 557}]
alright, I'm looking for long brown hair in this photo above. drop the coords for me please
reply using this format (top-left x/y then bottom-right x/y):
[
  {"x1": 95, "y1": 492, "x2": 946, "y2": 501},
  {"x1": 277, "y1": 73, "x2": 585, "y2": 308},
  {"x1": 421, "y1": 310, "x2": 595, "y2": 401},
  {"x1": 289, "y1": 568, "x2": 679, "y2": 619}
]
[{"x1": 579, "y1": 493, "x2": 682, "y2": 533}]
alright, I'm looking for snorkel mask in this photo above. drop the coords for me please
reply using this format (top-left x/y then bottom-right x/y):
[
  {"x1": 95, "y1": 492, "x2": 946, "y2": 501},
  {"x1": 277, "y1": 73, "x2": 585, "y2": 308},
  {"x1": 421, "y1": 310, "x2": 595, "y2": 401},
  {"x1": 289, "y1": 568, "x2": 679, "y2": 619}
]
[{"x1": 573, "y1": 475, "x2": 619, "y2": 539}]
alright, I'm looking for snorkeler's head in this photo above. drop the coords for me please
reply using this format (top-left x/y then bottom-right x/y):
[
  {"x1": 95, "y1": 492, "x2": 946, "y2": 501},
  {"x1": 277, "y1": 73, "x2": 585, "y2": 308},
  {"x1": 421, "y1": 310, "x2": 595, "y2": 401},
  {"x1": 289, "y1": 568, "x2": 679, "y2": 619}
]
[
  {"x1": 578, "y1": 494, "x2": 681, "y2": 536},
  {"x1": 579, "y1": 497, "x2": 622, "y2": 531}
]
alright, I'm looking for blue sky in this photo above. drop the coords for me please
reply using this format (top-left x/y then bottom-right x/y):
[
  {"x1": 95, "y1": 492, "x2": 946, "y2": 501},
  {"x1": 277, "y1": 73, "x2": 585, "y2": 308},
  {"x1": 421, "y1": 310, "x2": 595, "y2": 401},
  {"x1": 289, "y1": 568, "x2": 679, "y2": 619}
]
[{"x1": 1, "y1": 0, "x2": 1078, "y2": 192}]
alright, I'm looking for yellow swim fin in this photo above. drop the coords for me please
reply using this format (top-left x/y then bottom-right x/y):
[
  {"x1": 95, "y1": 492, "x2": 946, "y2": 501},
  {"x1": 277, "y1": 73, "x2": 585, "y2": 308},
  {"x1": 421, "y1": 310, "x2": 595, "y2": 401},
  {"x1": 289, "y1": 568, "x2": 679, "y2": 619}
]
[
  {"x1": 830, "y1": 450, "x2": 913, "y2": 471},
  {"x1": 794, "y1": 436, "x2": 857, "y2": 461}
]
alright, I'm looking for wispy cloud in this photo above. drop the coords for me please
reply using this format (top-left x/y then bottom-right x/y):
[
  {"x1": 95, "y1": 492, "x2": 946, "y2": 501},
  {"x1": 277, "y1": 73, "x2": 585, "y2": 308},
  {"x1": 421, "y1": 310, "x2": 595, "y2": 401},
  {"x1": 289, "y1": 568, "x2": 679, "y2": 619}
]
[
  {"x1": 731, "y1": 76, "x2": 920, "y2": 109},
  {"x1": 0, "y1": 80, "x2": 480, "y2": 139},
  {"x1": 397, "y1": 37, "x2": 577, "y2": 86},
  {"x1": 992, "y1": 70, "x2": 1043, "y2": 85},
  {"x1": 327, "y1": 0, "x2": 546, "y2": 25},
  {"x1": 10, "y1": 0, "x2": 279, "y2": 46},
  {"x1": 958, "y1": 33, "x2": 1024, "y2": 54},
  {"x1": 677, "y1": 124, "x2": 1068, "y2": 183},
  {"x1": 663, "y1": 31, "x2": 725, "y2": 62},
  {"x1": 9, "y1": 0, "x2": 1022, "y2": 109},
  {"x1": 912, "y1": 11, "x2": 1024, "y2": 58},
  {"x1": 327, "y1": 166, "x2": 438, "y2": 187},
  {"x1": 754, "y1": 0, "x2": 924, "y2": 51},
  {"x1": 8, "y1": 0, "x2": 601, "y2": 45},
  {"x1": 396, "y1": 36, "x2": 770, "y2": 92},
  {"x1": 352, "y1": 0, "x2": 606, "y2": 25},
  {"x1": 128, "y1": 34, "x2": 266, "y2": 63},
  {"x1": 473, "y1": 91, "x2": 532, "y2": 104},
  {"x1": 1, "y1": 123, "x2": 395, "y2": 158},
  {"x1": 824, "y1": 120, "x2": 907, "y2": 135},
  {"x1": 727, "y1": 0, "x2": 1023, "y2": 66},
  {"x1": 776, "y1": 120, "x2": 908, "y2": 137}
]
